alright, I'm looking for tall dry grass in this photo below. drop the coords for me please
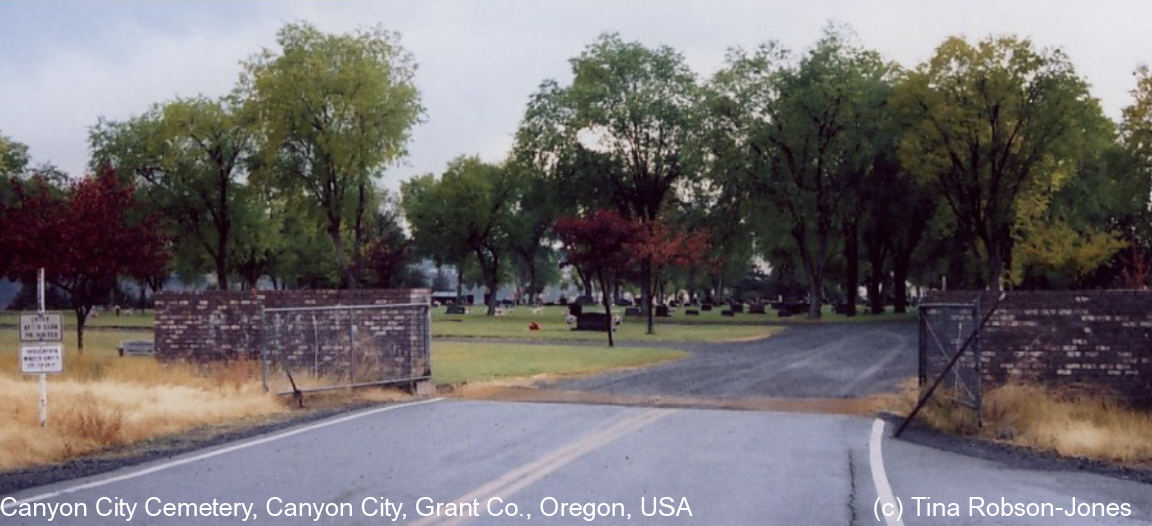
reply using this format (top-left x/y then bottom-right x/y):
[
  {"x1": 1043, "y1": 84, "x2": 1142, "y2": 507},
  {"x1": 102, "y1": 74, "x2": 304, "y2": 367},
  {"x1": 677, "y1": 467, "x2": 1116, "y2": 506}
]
[
  {"x1": 885, "y1": 378, "x2": 1151, "y2": 463},
  {"x1": 0, "y1": 350, "x2": 286, "y2": 470}
]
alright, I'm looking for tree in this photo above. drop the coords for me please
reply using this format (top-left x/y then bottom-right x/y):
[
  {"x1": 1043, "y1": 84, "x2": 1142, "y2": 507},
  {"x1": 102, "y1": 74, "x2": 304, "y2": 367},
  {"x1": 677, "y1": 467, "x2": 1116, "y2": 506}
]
[
  {"x1": 91, "y1": 95, "x2": 255, "y2": 290},
  {"x1": 2, "y1": 168, "x2": 169, "y2": 352},
  {"x1": 519, "y1": 34, "x2": 702, "y2": 331},
  {"x1": 1114, "y1": 65, "x2": 1152, "y2": 289},
  {"x1": 896, "y1": 35, "x2": 1109, "y2": 292},
  {"x1": 0, "y1": 132, "x2": 29, "y2": 178},
  {"x1": 243, "y1": 22, "x2": 423, "y2": 288},
  {"x1": 710, "y1": 29, "x2": 896, "y2": 318},
  {"x1": 555, "y1": 210, "x2": 641, "y2": 346},
  {"x1": 402, "y1": 156, "x2": 518, "y2": 315}
]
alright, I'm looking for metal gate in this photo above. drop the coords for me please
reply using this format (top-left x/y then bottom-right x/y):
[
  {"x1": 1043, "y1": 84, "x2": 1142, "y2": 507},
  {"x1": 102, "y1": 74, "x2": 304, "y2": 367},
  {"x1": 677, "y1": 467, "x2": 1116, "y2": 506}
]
[
  {"x1": 918, "y1": 301, "x2": 983, "y2": 426},
  {"x1": 260, "y1": 303, "x2": 431, "y2": 395}
]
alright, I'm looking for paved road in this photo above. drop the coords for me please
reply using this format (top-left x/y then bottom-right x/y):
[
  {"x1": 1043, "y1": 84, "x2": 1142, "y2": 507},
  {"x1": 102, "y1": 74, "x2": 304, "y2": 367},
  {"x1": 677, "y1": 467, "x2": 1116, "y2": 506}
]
[
  {"x1": 555, "y1": 322, "x2": 917, "y2": 398},
  {"x1": 3, "y1": 399, "x2": 1147, "y2": 525}
]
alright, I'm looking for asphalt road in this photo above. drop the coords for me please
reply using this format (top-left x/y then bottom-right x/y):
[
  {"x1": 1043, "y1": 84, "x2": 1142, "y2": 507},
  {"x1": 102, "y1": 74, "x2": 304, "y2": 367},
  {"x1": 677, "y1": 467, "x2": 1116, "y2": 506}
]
[
  {"x1": 555, "y1": 321, "x2": 917, "y2": 398},
  {"x1": 3, "y1": 399, "x2": 1147, "y2": 525}
]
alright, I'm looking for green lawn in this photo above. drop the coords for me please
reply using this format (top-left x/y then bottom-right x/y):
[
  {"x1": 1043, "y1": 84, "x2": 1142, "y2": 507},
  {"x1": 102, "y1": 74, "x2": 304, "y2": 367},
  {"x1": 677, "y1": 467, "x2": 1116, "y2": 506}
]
[
  {"x1": 432, "y1": 305, "x2": 782, "y2": 342},
  {"x1": 431, "y1": 341, "x2": 687, "y2": 386},
  {"x1": 0, "y1": 310, "x2": 155, "y2": 328},
  {"x1": 654, "y1": 303, "x2": 918, "y2": 324}
]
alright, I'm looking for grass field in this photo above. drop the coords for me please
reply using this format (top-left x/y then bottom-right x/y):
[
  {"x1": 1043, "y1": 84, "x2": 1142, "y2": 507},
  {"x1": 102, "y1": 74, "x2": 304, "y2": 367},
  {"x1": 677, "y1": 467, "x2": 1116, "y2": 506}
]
[
  {"x1": 0, "y1": 310, "x2": 155, "y2": 328},
  {"x1": 433, "y1": 305, "x2": 783, "y2": 342},
  {"x1": 431, "y1": 341, "x2": 686, "y2": 385}
]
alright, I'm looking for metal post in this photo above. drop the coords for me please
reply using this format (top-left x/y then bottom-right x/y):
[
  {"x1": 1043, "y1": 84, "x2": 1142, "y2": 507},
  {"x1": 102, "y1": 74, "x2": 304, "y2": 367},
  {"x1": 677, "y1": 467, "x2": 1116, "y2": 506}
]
[
  {"x1": 312, "y1": 315, "x2": 319, "y2": 380},
  {"x1": 38, "y1": 268, "x2": 47, "y2": 427},
  {"x1": 260, "y1": 312, "x2": 268, "y2": 393}
]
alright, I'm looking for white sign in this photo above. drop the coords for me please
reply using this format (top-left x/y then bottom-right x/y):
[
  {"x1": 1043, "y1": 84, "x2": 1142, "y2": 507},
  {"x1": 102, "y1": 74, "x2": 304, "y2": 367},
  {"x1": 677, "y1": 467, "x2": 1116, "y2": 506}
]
[
  {"x1": 20, "y1": 312, "x2": 63, "y2": 342},
  {"x1": 20, "y1": 343, "x2": 63, "y2": 374}
]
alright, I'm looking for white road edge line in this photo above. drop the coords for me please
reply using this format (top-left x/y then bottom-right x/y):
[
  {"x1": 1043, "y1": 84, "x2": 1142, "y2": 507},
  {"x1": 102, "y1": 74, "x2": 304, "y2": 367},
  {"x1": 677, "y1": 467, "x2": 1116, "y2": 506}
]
[
  {"x1": 2, "y1": 397, "x2": 445, "y2": 508},
  {"x1": 870, "y1": 419, "x2": 905, "y2": 526}
]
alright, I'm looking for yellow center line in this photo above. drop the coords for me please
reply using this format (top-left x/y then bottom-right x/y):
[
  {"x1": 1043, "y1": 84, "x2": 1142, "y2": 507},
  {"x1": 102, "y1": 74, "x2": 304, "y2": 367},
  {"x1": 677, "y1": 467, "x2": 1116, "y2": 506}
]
[{"x1": 410, "y1": 408, "x2": 673, "y2": 526}]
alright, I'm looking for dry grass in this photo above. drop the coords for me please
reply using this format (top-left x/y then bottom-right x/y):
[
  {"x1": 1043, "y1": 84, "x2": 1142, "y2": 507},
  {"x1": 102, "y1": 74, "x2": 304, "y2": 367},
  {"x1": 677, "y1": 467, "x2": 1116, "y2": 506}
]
[
  {"x1": 0, "y1": 350, "x2": 288, "y2": 470},
  {"x1": 884, "y1": 378, "x2": 1152, "y2": 463}
]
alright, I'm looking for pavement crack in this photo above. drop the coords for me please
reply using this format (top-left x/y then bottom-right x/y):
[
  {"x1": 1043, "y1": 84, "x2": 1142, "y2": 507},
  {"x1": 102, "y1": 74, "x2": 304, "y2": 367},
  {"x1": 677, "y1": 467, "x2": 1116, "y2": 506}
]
[{"x1": 847, "y1": 449, "x2": 858, "y2": 526}]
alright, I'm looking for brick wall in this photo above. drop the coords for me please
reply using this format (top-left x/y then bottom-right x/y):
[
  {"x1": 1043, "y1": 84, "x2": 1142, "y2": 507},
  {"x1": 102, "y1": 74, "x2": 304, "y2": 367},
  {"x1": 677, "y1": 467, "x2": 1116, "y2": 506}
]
[
  {"x1": 154, "y1": 289, "x2": 430, "y2": 368},
  {"x1": 922, "y1": 290, "x2": 1152, "y2": 405}
]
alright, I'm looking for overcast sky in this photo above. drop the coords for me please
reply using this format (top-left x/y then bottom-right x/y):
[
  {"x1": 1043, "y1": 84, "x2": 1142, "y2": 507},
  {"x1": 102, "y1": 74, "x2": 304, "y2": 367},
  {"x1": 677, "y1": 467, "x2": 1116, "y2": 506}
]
[{"x1": 1, "y1": 1, "x2": 1150, "y2": 190}]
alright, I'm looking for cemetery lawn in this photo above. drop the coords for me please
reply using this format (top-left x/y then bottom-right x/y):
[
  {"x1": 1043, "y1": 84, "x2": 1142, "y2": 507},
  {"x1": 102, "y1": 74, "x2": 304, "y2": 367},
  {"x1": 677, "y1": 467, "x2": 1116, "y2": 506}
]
[
  {"x1": 431, "y1": 341, "x2": 687, "y2": 386},
  {"x1": 0, "y1": 310, "x2": 155, "y2": 328},
  {"x1": 432, "y1": 306, "x2": 782, "y2": 342}
]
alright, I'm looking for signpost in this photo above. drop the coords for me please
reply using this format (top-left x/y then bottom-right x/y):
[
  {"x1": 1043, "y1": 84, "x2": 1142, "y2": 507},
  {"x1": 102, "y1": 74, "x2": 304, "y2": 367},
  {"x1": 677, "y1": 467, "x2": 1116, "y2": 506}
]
[{"x1": 19, "y1": 269, "x2": 61, "y2": 427}]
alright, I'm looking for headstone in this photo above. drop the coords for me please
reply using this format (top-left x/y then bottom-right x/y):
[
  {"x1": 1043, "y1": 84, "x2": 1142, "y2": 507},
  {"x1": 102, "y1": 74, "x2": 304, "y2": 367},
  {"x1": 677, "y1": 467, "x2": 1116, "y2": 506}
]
[
  {"x1": 749, "y1": 303, "x2": 767, "y2": 314},
  {"x1": 118, "y1": 340, "x2": 155, "y2": 357},
  {"x1": 445, "y1": 305, "x2": 467, "y2": 315},
  {"x1": 685, "y1": 309, "x2": 700, "y2": 316},
  {"x1": 701, "y1": 304, "x2": 713, "y2": 311},
  {"x1": 721, "y1": 310, "x2": 735, "y2": 317},
  {"x1": 568, "y1": 303, "x2": 584, "y2": 316},
  {"x1": 573, "y1": 312, "x2": 611, "y2": 331},
  {"x1": 624, "y1": 307, "x2": 642, "y2": 316},
  {"x1": 655, "y1": 305, "x2": 670, "y2": 317},
  {"x1": 730, "y1": 303, "x2": 744, "y2": 313}
]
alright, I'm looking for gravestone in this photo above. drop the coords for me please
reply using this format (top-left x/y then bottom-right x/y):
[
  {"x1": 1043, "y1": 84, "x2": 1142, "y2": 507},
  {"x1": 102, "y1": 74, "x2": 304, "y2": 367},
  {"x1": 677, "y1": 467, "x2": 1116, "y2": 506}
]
[
  {"x1": 749, "y1": 303, "x2": 767, "y2": 314},
  {"x1": 568, "y1": 303, "x2": 583, "y2": 316},
  {"x1": 445, "y1": 305, "x2": 467, "y2": 315},
  {"x1": 721, "y1": 310, "x2": 735, "y2": 317},
  {"x1": 574, "y1": 312, "x2": 611, "y2": 331},
  {"x1": 624, "y1": 307, "x2": 642, "y2": 316},
  {"x1": 655, "y1": 305, "x2": 670, "y2": 317},
  {"x1": 701, "y1": 304, "x2": 713, "y2": 311},
  {"x1": 730, "y1": 303, "x2": 744, "y2": 313},
  {"x1": 685, "y1": 309, "x2": 700, "y2": 316}
]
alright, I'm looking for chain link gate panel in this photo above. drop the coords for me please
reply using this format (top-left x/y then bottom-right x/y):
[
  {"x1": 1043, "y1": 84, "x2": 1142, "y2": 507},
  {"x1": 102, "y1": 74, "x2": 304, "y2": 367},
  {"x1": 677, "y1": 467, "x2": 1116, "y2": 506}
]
[
  {"x1": 918, "y1": 301, "x2": 983, "y2": 427},
  {"x1": 260, "y1": 303, "x2": 430, "y2": 395}
]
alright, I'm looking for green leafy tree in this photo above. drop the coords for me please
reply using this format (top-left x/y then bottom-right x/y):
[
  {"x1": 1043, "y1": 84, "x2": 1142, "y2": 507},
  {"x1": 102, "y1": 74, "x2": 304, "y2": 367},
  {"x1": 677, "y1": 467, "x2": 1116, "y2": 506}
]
[
  {"x1": 91, "y1": 95, "x2": 255, "y2": 290},
  {"x1": 402, "y1": 157, "x2": 519, "y2": 315},
  {"x1": 896, "y1": 35, "x2": 1110, "y2": 292},
  {"x1": 534, "y1": 33, "x2": 703, "y2": 332},
  {"x1": 243, "y1": 22, "x2": 423, "y2": 288},
  {"x1": 710, "y1": 29, "x2": 897, "y2": 318}
]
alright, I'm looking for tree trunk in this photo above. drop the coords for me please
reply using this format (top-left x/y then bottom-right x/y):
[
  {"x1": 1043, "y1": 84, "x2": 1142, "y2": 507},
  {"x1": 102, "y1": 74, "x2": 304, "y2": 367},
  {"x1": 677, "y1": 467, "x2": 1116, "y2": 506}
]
[
  {"x1": 866, "y1": 237, "x2": 887, "y2": 315},
  {"x1": 456, "y1": 267, "x2": 464, "y2": 304},
  {"x1": 74, "y1": 306, "x2": 87, "y2": 355},
  {"x1": 842, "y1": 219, "x2": 859, "y2": 317},
  {"x1": 986, "y1": 238, "x2": 1004, "y2": 293},
  {"x1": 214, "y1": 252, "x2": 228, "y2": 291},
  {"x1": 328, "y1": 223, "x2": 357, "y2": 289},
  {"x1": 351, "y1": 182, "x2": 368, "y2": 288},
  {"x1": 642, "y1": 261, "x2": 654, "y2": 335},
  {"x1": 599, "y1": 274, "x2": 615, "y2": 347},
  {"x1": 807, "y1": 277, "x2": 823, "y2": 319},
  {"x1": 893, "y1": 253, "x2": 910, "y2": 313}
]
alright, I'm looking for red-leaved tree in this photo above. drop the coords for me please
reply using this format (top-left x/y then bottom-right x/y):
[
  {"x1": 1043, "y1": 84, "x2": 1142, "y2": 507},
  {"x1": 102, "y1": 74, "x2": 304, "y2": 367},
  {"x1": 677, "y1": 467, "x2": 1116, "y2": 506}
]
[
  {"x1": 3, "y1": 167, "x2": 169, "y2": 352},
  {"x1": 554, "y1": 210, "x2": 640, "y2": 347},
  {"x1": 628, "y1": 219, "x2": 711, "y2": 334}
]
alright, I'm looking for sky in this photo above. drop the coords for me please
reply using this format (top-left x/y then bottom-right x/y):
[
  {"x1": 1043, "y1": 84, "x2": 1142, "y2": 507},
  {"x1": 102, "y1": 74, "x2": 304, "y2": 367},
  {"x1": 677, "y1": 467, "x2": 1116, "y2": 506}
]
[{"x1": 1, "y1": 0, "x2": 1150, "y2": 191}]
